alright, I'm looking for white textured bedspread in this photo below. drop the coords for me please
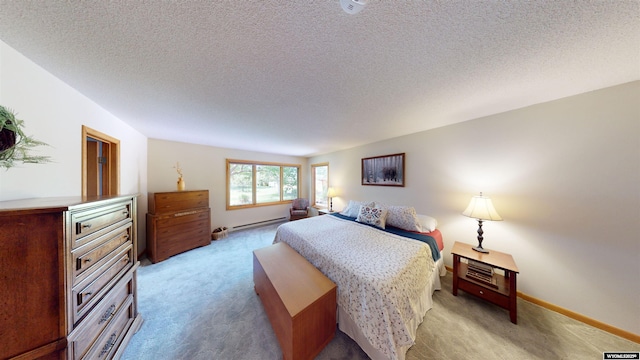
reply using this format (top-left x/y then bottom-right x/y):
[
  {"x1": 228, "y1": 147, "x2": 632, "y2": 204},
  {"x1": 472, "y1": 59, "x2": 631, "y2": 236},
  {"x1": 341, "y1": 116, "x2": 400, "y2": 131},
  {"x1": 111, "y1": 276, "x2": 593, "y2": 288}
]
[{"x1": 273, "y1": 215, "x2": 435, "y2": 360}]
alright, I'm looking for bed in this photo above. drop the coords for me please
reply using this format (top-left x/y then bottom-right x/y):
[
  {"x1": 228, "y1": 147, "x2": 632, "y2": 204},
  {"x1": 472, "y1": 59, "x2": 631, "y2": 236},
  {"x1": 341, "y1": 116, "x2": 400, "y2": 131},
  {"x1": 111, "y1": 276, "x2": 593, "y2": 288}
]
[{"x1": 273, "y1": 203, "x2": 445, "y2": 360}]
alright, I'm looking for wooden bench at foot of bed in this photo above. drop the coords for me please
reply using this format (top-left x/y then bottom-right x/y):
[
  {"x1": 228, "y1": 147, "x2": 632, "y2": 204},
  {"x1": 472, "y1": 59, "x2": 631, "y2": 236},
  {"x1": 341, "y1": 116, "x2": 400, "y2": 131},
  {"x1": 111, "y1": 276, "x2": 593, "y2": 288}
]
[{"x1": 253, "y1": 242, "x2": 337, "y2": 360}]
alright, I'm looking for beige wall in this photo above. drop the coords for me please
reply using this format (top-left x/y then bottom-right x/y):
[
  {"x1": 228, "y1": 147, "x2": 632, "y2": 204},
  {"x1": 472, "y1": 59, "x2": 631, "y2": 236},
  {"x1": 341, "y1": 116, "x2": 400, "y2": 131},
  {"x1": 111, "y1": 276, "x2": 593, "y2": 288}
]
[
  {"x1": 0, "y1": 40, "x2": 148, "y2": 246},
  {"x1": 309, "y1": 81, "x2": 640, "y2": 336},
  {"x1": 146, "y1": 139, "x2": 308, "y2": 250}
]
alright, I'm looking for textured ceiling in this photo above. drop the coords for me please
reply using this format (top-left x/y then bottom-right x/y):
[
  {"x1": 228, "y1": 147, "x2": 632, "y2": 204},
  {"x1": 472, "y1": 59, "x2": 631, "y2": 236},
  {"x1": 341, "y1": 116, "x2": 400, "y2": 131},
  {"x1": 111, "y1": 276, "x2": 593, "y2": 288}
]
[{"x1": 0, "y1": 1, "x2": 638, "y2": 156}]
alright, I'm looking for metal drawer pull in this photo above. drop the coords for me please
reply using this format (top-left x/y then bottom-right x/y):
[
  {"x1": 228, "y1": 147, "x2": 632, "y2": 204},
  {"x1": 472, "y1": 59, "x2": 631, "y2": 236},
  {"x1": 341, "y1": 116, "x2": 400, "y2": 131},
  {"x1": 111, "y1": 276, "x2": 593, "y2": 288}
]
[
  {"x1": 76, "y1": 257, "x2": 92, "y2": 270},
  {"x1": 174, "y1": 210, "x2": 198, "y2": 217},
  {"x1": 77, "y1": 291, "x2": 93, "y2": 305},
  {"x1": 122, "y1": 210, "x2": 129, "y2": 216},
  {"x1": 76, "y1": 222, "x2": 92, "y2": 234},
  {"x1": 99, "y1": 304, "x2": 117, "y2": 324},
  {"x1": 99, "y1": 333, "x2": 117, "y2": 358}
]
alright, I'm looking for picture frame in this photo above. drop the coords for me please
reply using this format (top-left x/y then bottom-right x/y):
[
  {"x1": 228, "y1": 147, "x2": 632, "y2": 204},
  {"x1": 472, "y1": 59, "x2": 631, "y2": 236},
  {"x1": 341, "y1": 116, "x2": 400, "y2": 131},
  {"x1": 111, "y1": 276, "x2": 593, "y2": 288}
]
[{"x1": 361, "y1": 152, "x2": 405, "y2": 187}]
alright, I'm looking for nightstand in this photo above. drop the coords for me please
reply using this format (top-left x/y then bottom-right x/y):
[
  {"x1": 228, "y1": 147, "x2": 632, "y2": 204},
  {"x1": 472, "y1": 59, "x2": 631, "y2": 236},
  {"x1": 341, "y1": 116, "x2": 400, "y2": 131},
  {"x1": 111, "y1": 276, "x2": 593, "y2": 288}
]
[
  {"x1": 317, "y1": 209, "x2": 333, "y2": 215},
  {"x1": 451, "y1": 241, "x2": 520, "y2": 324}
]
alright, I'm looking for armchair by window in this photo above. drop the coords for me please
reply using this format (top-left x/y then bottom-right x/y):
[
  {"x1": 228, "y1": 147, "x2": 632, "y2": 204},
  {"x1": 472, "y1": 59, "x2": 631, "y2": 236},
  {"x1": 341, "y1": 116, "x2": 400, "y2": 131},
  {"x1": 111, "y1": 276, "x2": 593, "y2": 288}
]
[{"x1": 289, "y1": 198, "x2": 309, "y2": 221}]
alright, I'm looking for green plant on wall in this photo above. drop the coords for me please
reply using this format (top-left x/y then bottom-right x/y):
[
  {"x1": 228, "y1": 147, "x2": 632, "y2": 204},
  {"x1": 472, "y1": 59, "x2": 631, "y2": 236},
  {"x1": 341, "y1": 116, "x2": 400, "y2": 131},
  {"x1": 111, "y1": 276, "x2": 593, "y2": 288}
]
[{"x1": 0, "y1": 105, "x2": 52, "y2": 169}]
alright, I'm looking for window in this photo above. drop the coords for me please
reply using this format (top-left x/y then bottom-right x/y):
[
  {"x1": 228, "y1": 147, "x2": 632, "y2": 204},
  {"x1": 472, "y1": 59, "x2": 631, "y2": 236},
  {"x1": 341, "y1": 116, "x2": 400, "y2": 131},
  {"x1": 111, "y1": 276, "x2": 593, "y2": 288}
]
[
  {"x1": 227, "y1": 159, "x2": 300, "y2": 209},
  {"x1": 311, "y1": 163, "x2": 329, "y2": 208}
]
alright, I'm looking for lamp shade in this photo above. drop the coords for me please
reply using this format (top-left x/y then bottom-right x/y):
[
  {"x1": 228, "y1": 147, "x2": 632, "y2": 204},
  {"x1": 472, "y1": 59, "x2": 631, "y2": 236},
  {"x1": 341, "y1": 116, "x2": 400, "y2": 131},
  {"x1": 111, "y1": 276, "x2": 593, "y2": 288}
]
[
  {"x1": 462, "y1": 193, "x2": 503, "y2": 221},
  {"x1": 326, "y1": 187, "x2": 337, "y2": 198}
]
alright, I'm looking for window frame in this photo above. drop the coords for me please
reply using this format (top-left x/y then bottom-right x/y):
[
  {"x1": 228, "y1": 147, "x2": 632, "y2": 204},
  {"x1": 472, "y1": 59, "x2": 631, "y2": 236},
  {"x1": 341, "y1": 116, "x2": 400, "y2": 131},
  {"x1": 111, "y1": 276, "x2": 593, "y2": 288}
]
[
  {"x1": 311, "y1": 162, "x2": 329, "y2": 208},
  {"x1": 226, "y1": 159, "x2": 301, "y2": 210},
  {"x1": 82, "y1": 125, "x2": 120, "y2": 197}
]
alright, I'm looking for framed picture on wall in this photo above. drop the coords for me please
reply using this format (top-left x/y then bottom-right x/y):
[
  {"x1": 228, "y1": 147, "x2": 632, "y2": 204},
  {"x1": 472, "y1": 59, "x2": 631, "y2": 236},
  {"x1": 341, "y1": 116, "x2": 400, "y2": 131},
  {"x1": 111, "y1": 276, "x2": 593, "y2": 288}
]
[{"x1": 361, "y1": 153, "x2": 405, "y2": 187}]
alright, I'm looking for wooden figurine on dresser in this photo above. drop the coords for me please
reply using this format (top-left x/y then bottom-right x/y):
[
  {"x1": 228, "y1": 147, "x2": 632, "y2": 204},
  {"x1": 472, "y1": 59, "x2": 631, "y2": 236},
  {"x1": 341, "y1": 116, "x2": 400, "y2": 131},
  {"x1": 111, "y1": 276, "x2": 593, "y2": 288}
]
[
  {"x1": 0, "y1": 194, "x2": 143, "y2": 360},
  {"x1": 146, "y1": 190, "x2": 211, "y2": 263}
]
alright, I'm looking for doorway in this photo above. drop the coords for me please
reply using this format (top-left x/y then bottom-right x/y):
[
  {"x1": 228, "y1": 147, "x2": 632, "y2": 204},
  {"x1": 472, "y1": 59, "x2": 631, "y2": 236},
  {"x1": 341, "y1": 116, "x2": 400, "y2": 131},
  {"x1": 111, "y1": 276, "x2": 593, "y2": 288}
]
[{"x1": 82, "y1": 125, "x2": 120, "y2": 197}]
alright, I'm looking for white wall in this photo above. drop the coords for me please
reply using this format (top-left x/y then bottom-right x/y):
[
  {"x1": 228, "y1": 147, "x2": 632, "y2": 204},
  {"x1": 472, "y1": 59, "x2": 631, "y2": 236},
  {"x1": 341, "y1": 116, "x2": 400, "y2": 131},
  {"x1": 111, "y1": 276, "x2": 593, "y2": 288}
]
[
  {"x1": 309, "y1": 81, "x2": 640, "y2": 336},
  {"x1": 146, "y1": 139, "x2": 307, "y2": 250},
  {"x1": 0, "y1": 40, "x2": 148, "y2": 241}
]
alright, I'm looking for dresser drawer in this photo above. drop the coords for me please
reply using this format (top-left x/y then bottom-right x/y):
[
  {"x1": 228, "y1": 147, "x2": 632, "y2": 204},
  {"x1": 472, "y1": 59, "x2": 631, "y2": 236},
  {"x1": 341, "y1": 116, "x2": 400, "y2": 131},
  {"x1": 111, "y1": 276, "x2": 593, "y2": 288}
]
[
  {"x1": 68, "y1": 274, "x2": 133, "y2": 359},
  {"x1": 71, "y1": 200, "x2": 133, "y2": 248},
  {"x1": 155, "y1": 225, "x2": 210, "y2": 260},
  {"x1": 72, "y1": 223, "x2": 132, "y2": 283},
  {"x1": 149, "y1": 190, "x2": 208, "y2": 214},
  {"x1": 156, "y1": 220, "x2": 210, "y2": 244},
  {"x1": 72, "y1": 244, "x2": 133, "y2": 325},
  {"x1": 82, "y1": 297, "x2": 135, "y2": 360},
  {"x1": 154, "y1": 209, "x2": 210, "y2": 227}
]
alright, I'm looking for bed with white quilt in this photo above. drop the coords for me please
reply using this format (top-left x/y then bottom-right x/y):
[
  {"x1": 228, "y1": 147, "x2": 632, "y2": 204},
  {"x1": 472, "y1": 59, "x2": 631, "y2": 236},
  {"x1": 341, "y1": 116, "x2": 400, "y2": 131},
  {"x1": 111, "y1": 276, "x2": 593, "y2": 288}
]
[{"x1": 273, "y1": 201, "x2": 446, "y2": 360}]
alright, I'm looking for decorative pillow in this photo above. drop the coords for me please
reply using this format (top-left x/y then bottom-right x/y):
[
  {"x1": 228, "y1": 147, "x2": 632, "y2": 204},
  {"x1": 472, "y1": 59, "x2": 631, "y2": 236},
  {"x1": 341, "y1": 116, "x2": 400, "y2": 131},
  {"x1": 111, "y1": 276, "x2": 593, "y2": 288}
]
[
  {"x1": 340, "y1": 200, "x2": 374, "y2": 218},
  {"x1": 386, "y1": 205, "x2": 422, "y2": 232},
  {"x1": 356, "y1": 204, "x2": 388, "y2": 229},
  {"x1": 417, "y1": 214, "x2": 438, "y2": 232}
]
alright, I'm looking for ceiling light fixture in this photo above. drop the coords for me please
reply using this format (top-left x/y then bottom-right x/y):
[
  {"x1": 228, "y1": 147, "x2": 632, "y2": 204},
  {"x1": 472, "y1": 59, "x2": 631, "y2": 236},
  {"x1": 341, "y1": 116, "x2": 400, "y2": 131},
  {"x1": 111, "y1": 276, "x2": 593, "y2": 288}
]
[{"x1": 340, "y1": 0, "x2": 367, "y2": 14}]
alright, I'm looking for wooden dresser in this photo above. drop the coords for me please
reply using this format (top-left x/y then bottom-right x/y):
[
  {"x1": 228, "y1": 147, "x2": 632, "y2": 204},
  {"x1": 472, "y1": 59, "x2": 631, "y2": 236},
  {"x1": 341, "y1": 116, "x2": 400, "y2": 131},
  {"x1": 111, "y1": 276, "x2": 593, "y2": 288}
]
[
  {"x1": 146, "y1": 190, "x2": 211, "y2": 263},
  {"x1": 0, "y1": 195, "x2": 142, "y2": 360}
]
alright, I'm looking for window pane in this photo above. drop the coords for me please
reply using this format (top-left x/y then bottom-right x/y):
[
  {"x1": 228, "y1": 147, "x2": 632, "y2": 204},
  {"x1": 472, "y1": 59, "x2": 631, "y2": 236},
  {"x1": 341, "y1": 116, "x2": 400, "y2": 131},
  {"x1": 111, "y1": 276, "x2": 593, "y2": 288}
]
[
  {"x1": 314, "y1": 165, "x2": 328, "y2": 207},
  {"x1": 256, "y1": 165, "x2": 280, "y2": 203},
  {"x1": 283, "y1": 166, "x2": 299, "y2": 200},
  {"x1": 227, "y1": 160, "x2": 300, "y2": 209},
  {"x1": 229, "y1": 163, "x2": 253, "y2": 206}
]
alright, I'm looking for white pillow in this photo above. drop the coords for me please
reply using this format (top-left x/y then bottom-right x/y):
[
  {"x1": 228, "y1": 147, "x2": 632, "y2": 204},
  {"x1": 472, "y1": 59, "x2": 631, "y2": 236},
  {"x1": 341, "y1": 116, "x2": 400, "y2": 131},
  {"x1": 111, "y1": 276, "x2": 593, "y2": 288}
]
[
  {"x1": 417, "y1": 214, "x2": 438, "y2": 232},
  {"x1": 356, "y1": 204, "x2": 388, "y2": 229},
  {"x1": 386, "y1": 205, "x2": 422, "y2": 232},
  {"x1": 340, "y1": 200, "x2": 374, "y2": 218}
]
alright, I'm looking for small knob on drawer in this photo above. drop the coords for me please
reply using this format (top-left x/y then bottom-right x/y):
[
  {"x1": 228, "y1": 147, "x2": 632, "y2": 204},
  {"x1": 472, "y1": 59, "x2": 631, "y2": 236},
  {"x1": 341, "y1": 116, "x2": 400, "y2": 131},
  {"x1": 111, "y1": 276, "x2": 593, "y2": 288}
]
[{"x1": 479, "y1": 290, "x2": 484, "y2": 295}]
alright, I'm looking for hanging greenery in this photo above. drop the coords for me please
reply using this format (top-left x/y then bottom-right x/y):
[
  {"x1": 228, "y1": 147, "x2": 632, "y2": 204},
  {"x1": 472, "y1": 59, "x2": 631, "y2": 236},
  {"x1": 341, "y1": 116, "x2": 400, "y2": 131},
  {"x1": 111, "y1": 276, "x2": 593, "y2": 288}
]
[{"x1": 0, "y1": 105, "x2": 52, "y2": 169}]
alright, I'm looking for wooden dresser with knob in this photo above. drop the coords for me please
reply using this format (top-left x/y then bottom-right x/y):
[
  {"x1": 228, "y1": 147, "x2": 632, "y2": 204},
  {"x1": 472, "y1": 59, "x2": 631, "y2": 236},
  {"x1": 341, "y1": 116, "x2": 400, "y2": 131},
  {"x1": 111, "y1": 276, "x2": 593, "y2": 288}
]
[
  {"x1": 0, "y1": 195, "x2": 142, "y2": 360},
  {"x1": 146, "y1": 190, "x2": 211, "y2": 263}
]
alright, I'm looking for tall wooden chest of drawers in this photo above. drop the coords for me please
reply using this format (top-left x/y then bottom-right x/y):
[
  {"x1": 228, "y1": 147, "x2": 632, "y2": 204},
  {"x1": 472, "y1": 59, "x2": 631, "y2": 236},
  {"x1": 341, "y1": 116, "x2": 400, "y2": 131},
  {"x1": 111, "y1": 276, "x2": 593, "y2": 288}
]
[
  {"x1": 0, "y1": 195, "x2": 142, "y2": 360},
  {"x1": 146, "y1": 190, "x2": 211, "y2": 263}
]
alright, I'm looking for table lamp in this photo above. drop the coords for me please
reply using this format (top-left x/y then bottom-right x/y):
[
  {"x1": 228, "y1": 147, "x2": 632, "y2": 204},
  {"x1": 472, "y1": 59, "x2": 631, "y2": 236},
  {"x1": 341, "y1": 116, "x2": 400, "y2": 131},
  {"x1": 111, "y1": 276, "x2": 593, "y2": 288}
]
[
  {"x1": 327, "y1": 187, "x2": 337, "y2": 212},
  {"x1": 462, "y1": 192, "x2": 503, "y2": 253}
]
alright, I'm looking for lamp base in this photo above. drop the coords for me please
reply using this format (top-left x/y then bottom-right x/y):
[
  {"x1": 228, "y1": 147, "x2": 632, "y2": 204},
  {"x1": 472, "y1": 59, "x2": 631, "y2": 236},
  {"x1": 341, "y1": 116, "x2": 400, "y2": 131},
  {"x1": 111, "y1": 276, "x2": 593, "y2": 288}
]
[
  {"x1": 472, "y1": 246, "x2": 489, "y2": 254},
  {"x1": 473, "y1": 219, "x2": 490, "y2": 253}
]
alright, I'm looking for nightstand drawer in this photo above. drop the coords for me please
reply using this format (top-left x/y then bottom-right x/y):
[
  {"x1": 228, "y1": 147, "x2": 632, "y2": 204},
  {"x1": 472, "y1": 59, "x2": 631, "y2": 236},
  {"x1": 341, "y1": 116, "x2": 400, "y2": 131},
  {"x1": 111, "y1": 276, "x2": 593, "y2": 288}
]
[{"x1": 458, "y1": 278, "x2": 509, "y2": 308}]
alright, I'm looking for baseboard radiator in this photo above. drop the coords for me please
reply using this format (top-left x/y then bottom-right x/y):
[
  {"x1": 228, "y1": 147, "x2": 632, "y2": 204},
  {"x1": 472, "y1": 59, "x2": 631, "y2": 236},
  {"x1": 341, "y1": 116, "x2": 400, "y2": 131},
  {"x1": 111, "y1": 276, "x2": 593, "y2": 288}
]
[{"x1": 232, "y1": 217, "x2": 287, "y2": 231}]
